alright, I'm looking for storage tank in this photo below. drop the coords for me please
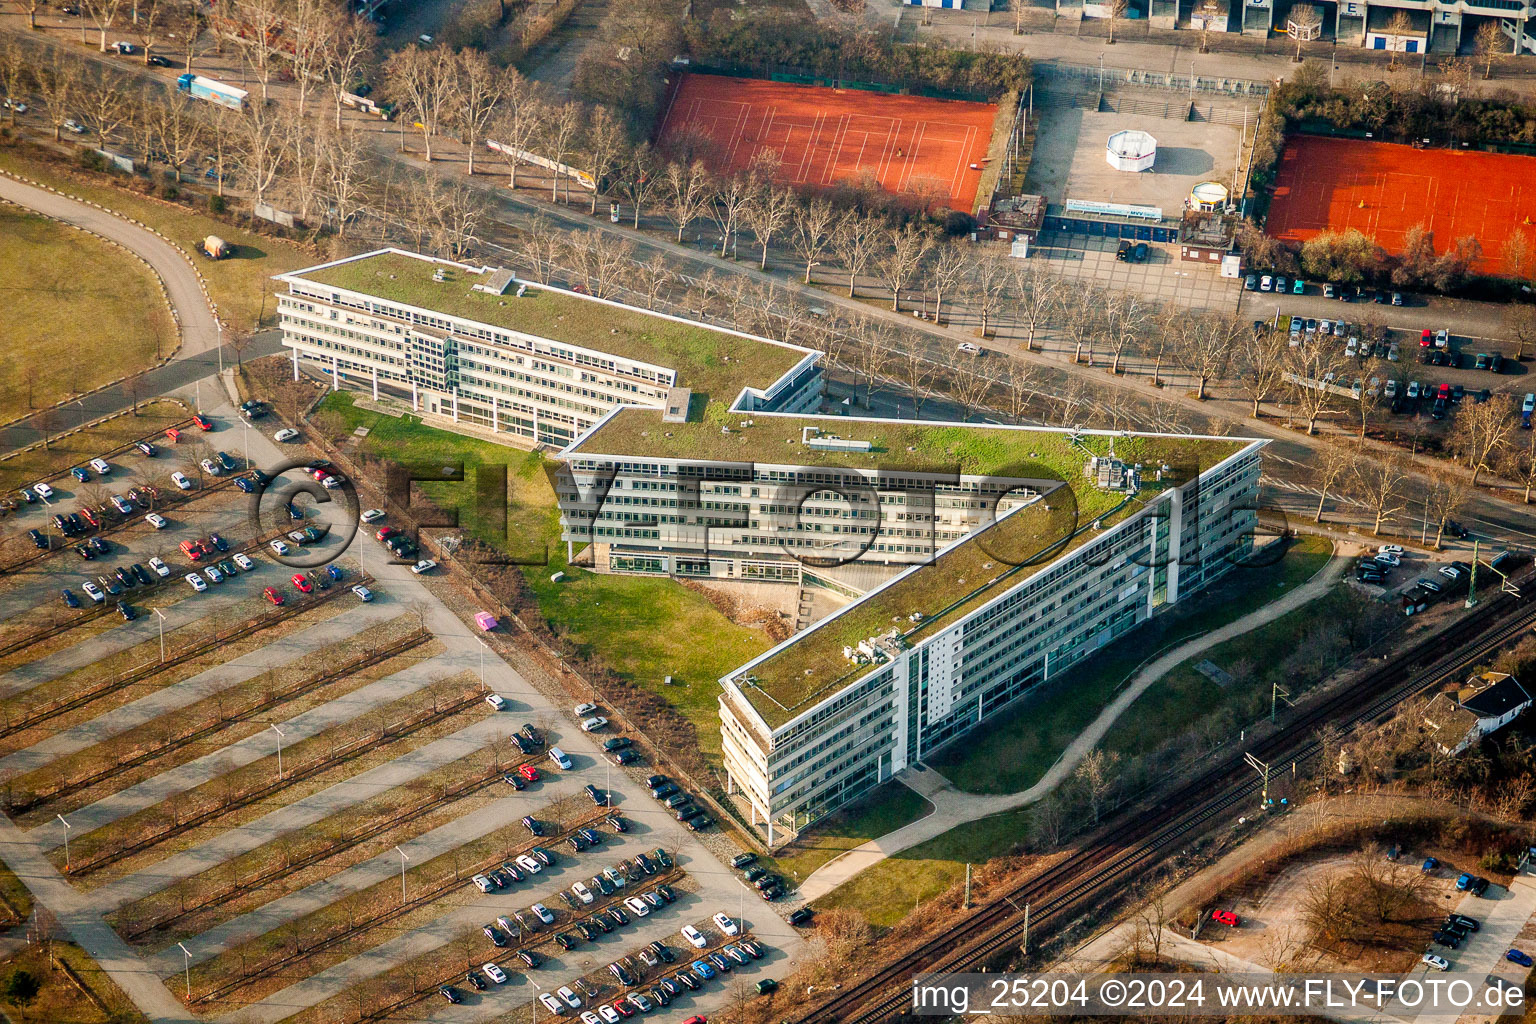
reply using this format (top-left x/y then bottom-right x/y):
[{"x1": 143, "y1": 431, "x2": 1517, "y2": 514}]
[
  {"x1": 1106, "y1": 130, "x2": 1157, "y2": 172},
  {"x1": 1188, "y1": 180, "x2": 1229, "y2": 211}
]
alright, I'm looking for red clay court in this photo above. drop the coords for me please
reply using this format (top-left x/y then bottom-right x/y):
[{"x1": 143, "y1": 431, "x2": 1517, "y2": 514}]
[
  {"x1": 1266, "y1": 134, "x2": 1536, "y2": 277},
  {"x1": 657, "y1": 73, "x2": 999, "y2": 213}
]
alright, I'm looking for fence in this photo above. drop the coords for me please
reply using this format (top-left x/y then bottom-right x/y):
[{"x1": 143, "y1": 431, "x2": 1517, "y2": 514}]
[
  {"x1": 1036, "y1": 60, "x2": 1270, "y2": 98},
  {"x1": 685, "y1": 59, "x2": 1004, "y2": 103}
]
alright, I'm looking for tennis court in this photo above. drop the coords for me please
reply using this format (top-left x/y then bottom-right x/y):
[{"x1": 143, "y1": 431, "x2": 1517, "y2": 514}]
[
  {"x1": 657, "y1": 73, "x2": 999, "y2": 212},
  {"x1": 1267, "y1": 135, "x2": 1536, "y2": 277}
]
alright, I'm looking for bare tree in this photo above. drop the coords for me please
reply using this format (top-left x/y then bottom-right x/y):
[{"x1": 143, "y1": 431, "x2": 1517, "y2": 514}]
[
  {"x1": 1101, "y1": 292, "x2": 1150, "y2": 374},
  {"x1": 663, "y1": 160, "x2": 710, "y2": 244},
  {"x1": 927, "y1": 243, "x2": 972, "y2": 326},
  {"x1": 131, "y1": 0, "x2": 166, "y2": 65},
  {"x1": 1312, "y1": 443, "x2": 1353, "y2": 523},
  {"x1": 1059, "y1": 285, "x2": 1104, "y2": 364},
  {"x1": 584, "y1": 104, "x2": 628, "y2": 215},
  {"x1": 321, "y1": 124, "x2": 374, "y2": 237},
  {"x1": 1474, "y1": 20, "x2": 1509, "y2": 79},
  {"x1": 541, "y1": 101, "x2": 584, "y2": 202},
  {"x1": 286, "y1": 0, "x2": 334, "y2": 117},
  {"x1": 1422, "y1": 470, "x2": 1469, "y2": 548},
  {"x1": 175, "y1": 0, "x2": 208, "y2": 72},
  {"x1": 1505, "y1": 304, "x2": 1536, "y2": 361},
  {"x1": 1009, "y1": 260, "x2": 1062, "y2": 351},
  {"x1": 1104, "y1": 0, "x2": 1128, "y2": 43},
  {"x1": 154, "y1": 85, "x2": 204, "y2": 180},
  {"x1": 613, "y1": 142, "x2": 661, "y2": 230},
  {"x1": 82, "y1": 0, "x2": 126, "y2": 51},
  {"x1": 1354, "y1": 452, "x2": 1409, "y2": 535},
  {"x1": 1074, "y1": 748, "x2": 1119, "y2": 824},
  {"x1": 235, "y1": 0, "x2": 284, "y2": 102},
  {"x1": 1502, "y1": 426, "x2": 1536, "y2": 504},
  {"x1": 0, "y1": 43, "x2": 30, "y2": 128},
  {"x1": 961, "y1": 252, "x2": 1011, "y2": 337},
  {"x1": 633, "y1": 251, "x2": 672, "y2": 310},
  {"x1": 566, "y1": 229, "x2": 633, "y2": 299},
  {"x1": 385, "y1": 43, "x2": 456, "y2": 162},
  {"x1": 323, "y1": 11, "x2": 376, "y2": 129},
  {"x1": 1383, "y1": 11, "x2": 1415, "y2": 69},
  {"x1": 1175, "y1": 314, "x2": 1238, "y2": 398},
  {"x1": 1237, "y1": 328, "x2": 1289, "y2": 417},
  {"x1": 896, "y1": 347, "x2": 937, "y2": 418},
  {"x1": 489, "y1": 91, "x2": 544, "y2": 190},
  {"x1": 708, "y1": 172, "x2": 757, "y2": 260},
  {"x1": 1288, "y1": 4, "x2": 1321, "y2": 60},
  {"x1": 949, "y1": 349, "x2": 993, "y2": 419},
  {"x1": 1285, "y1": 344, "x2": 1345, "y2": 434},
  {"x1": 788, "y1": 198, "x2": 838, "y2": 284},
  {"x1": 201, "y1": 103, "x2": 236, "y2": 197},
  {"x1": 1451, "y1": 398, "x2": 1513, "y2": 486},
  {"x1": 830, "y1": 212, "x2": 882, "y2": 298},
  {"x1": 79, "y1": 66, "x2": 132, "y2": 145},
  {"x1": 742, "y1": 186, "x2": 796, "y2": 271},
  {"x1": 876, "y1": 223, "x2": 935, "y2": 312},
  {"x1": 233, "y1": 100, "x2": 289, "y2": 208},
  {"x1": 1002, "y1": 359, "x2": 1042, "y2": 422}
]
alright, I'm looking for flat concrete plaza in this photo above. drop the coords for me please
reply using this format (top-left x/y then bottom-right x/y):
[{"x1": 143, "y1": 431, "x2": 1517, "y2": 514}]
[
  {"x1": 1026, "y1": 102, "x2": 1243, "y2": 214},
  {"x1": 1031, "y1": 232, "x2": 1241, "y2": 313}
]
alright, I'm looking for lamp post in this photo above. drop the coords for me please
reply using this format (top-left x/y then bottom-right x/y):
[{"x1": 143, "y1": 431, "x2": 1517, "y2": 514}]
[
  {"x1": 57, "y1": 814, "x2": 70, "y2": 872},
  {"x1": 154, "y1": 607, "x2": 167, "y2": 662},
  {"x1": 269, "y1": 723, "x2": 285, "y2": 779},
  {"x1": 395, "y1": 845, "x2": 409, "y2": 903},
  {"x1": 1098, "y1": 52, "x2": 1105, "y2": 92},
  {"x1": 177, "y1": 942, "x2": 192, "y2": 1000}
]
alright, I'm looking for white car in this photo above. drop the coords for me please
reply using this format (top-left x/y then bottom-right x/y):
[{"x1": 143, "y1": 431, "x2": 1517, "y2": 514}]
[
  {"x1": 558, "y1": 986, "x2": 583, "y2": 1009},
  {"x1": 351, "y1": 584, "x2": 373, "y2": 602},
  {"x1": 200, "y1": 458, "x2": 222, "y2": 476},
  {"x1": 574, "y1": 702, "x2": 599, "y2": 716},
  {"x1": 233, "y1": 553, "x2": 254, "y2": 570},
  {"x1": 681, "y1": 925, "x2": 708, "y2": 948},
  {"x1": 957, "y1": 342, "x2": 983, "y2": 355},
  {"x1": 572, "y1": 882, "x2": 594, "y2": 905},
  {"x1": 713, "y1": 912, "x2": 739, "y2": 936},
  {"x1": 205, "y1": 565, "x2": 224, "y2": 583},
  {"x1": 33, "y1": 482, "x2": 53, "y2": 500},
  {"x1": 624, "y1": 896, "x2": 651, "y2": 917},
  {"x1": 1375, "y1": 552, "x2": 1400, "y2": 567},
  {"x1": 485, "y1": 694, "x2": 506, "y2": 711},
  {"x1": 1379, "y1": 545, "x2": 1405, "y2": 557},
  {"x1": 171, "y1": 472, "x2": 193, "y2": 490},
  {"x1": 598, "y1": 1008, "x2": 622, "y2": 1024},
  {"x1": 360, "y1": 508, "x2": 386, "y2": 524},
  {"x1": 515, "y1": 854, "x2": 542, "y2": 875},
  {"x1": 483, "y1": 963, "x2": 508, "y2": 984},
  {"x1": 537, "y1": 993, "x2": 562, "y2": 1014},
  {"x1": 472, "y1": 874, "x2": 494, "y2": 893},
  {"x1": 269, "y1": 540, "x2": 290, "y2": 555},
  {"x1": 1435, "y1": 328, "x2": 1449, "y2": 349},
  {"x1": 580, "y1": 716, "x2": 608, "y2": 732},
  {"x1": 273, "y1": 428, "x2": 300, "y2": 442},
  {"x1": 410, "y1": 559, "x2": 437, "y2": 575},
  {"x1": 81, "y1": 580, "x2": 105, "y2": 603},
  {"x1": 145, "y1": 512, "x2": 168, "y2": 529},
  {"x1": 1422, "y1": 953, "x2": 1449, "y2": 971},
  {"x1": 148, "y1": 557, "x2": 170, "y2": 578},
  {"x1": 185, "y1": 572, "x2": 207, "y2": 592},
  {"x1": 63, "y1": 118, "x2": 85, "y2": 134},
  {"x1": 89, "y1": 458, "x2": 111, "y2": 475},
  {"x1": 531, "y1": 902, "x2": 555, "y2": 925},
  {"x1": 581, "y1": 1012, "x2": 602, "y2": 1024}
]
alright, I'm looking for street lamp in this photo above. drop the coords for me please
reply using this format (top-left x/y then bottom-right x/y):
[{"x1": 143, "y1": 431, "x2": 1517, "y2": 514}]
[
  {"x1": 1098, "y1": 52, "x2": 1105, "y2": 93},
  {"x1": 154, "y1": 607, "x2": 167, "y2": 662},
  {"x1": 269, "y1": 723, "x2": 285, "y2": 779},
  {"x1": 177, "y1": 942, "x2": 192, "y2": 1000},
  {"x1": 395, "y1": 845, "x2": 409, "y2": 904},
  {"x1": 57, "y1": 814, "x2": 70, "y2": 872}
]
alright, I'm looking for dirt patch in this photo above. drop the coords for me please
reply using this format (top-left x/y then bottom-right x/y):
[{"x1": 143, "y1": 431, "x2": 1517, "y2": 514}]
[{"x1": 679, "y1": 578, "x2": 793, "y2": 643}]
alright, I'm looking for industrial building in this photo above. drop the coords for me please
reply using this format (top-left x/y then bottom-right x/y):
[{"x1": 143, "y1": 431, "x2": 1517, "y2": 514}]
[
  {"x1": 556, "y1": 407, "x2": 1266, "y2": 842},
  {"x1": 273, "y1": 249, "x2": 823, "y2": 449}
]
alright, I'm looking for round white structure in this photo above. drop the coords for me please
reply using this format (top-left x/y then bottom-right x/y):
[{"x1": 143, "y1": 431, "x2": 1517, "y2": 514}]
[
  {"x1": 1106, "y1": 130, "x2": 1157, "y2": 173},
  {"x1": 1189, "y1": 180, "x2": 1229, "y2": 211}
]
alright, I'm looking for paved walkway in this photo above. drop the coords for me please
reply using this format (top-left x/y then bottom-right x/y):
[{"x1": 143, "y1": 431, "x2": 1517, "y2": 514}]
[
  {"x1": 795, "y1": 549, "x2": 1346, "y2": 902},
  {"x1": 29, "y1": 649, "x2": 461, "y2": 847},
  {"x1": 0, "y1": 814, "x2": 197, "y2": 1023}
]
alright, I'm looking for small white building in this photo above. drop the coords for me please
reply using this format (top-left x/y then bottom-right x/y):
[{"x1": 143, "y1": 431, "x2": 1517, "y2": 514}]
[
  {"x1": 1106, "y1": 130, "x2": 1158, "y2": 173},
  {"x1": 1423, "y1": 672, "x2": 1533, "y2": 755}
]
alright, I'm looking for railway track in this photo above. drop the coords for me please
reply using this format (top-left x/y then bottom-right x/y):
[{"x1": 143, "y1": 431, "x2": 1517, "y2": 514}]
[{"x1": 799, "y1": 570, "x2": 1536, "y2": 1024}]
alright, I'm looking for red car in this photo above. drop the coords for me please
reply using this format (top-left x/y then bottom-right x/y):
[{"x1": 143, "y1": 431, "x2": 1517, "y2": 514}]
[
  {"x1": 179, "y1": 539, "x2": 206, "y2": 561},
  {"x1": 164, "y1": 427, "x2": 180, "y2": 443},
  {"x1": 517, "y1": 764, "x2": 540, "y2": 782},
  {"x1": 79, "y1": 508, "x2": 99, "y2": 528},
  {"x1": 1211, "y1": 910, "x2": 1240, "y2": 927},
  {"x1": 1420, "y1": 329, "x2": 1433, "y2": 348},
  {"x1": 376, "y1": 526, "x2": 399, "y2": 542},
  {"x1": 192, "y1": 414, "x2": 213, "y2": 431},
  {"x1": 291, "y1": 573, "x2": 313, "y2": 594},
  {"x1": 263, "y1": 586, "x2": 284, "y2": 606},
  {"x1": 611, "y1": 1001, "x2": 635, "y2": 1019}
]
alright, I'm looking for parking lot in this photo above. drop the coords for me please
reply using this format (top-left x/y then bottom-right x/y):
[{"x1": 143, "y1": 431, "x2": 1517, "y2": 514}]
[{"x1": 0, "y1": 389, "x2": 803, "y2": 1024}]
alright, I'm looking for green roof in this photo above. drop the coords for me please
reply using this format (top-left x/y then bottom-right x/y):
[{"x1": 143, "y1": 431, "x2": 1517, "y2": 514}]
[
  {"x1": 285, "y1": 250, "x2": 809, "y2": 404},
  {"x1": 565, "y1": 412, "x2": 1252, "y2": 728}
]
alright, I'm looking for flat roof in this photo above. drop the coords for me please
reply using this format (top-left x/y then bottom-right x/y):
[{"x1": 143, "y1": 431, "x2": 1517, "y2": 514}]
[
  {"x1": 281, "y1": 249, "x2": 811, "y2": 404},
  {"x1": 563, "y1": 412, "x2": 1255, "y2": 728}
]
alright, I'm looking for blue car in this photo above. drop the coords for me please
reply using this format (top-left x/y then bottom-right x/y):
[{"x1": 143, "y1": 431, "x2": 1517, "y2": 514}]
[
  {"x1": 326, "y1": 564, "x2": 344, "y2": 581},
  {"x1": 1422, "y1": 857, "x2": 1438, "y2": 873},
  {"x1": 1508, "y1": 949, "x2": 1533, "y2": 967},
  {"x1": 691, "y1": 960, "x2": 716, "y2": 981},
  {"x1": 71, "y1": 467, "x2": 90, "y2": 482},
  {"x1": 60, "y1": 589, "x2": 79, "y2": 608},
  {"x1": 234, "y1": 476, "x2": 256, "y2": 493}
]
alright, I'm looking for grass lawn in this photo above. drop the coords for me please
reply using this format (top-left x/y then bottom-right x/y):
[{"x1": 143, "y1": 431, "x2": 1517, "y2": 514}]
[
  {"x1": 816, "y1": 807, "x2": 1033, "y2": 928},
  {"x1": 0, "y1": 399, "x2": 187, "y2": 495},
  {"x1": 0, "y1": 147, "x2": 310, "y2": 331},
  {"x1": 773, "y1": 781, "x2": 933, "y2": 886},
  {"x1": 0, "y1": 206, "x2": 174, "y2": 422},
  {"x1": 925, "y1": 536, "x2": 1334, "y2": 795},
  {"x1": 314, "y1": 392, "x2": 774, "y2": 762}
]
